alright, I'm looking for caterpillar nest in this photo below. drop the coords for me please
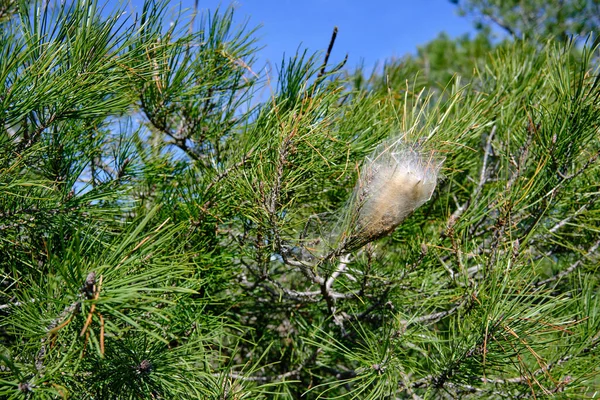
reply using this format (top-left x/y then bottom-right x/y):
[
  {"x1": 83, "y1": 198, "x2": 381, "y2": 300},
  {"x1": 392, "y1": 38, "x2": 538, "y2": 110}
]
[{"x1": 344, "y1": 138, "x2": 442, "y2": 251}]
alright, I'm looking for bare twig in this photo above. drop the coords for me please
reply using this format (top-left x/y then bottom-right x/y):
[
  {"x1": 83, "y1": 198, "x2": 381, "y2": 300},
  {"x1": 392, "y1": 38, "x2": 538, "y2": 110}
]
[
  {"x1": 325, "y1": 253, "x2": 351, "y2": 291},
  {"x1": 318, "y1": 26, "x2": 338, "y2": 78},
  {"x1": 218, "y1": 348, "x2": 322, "y2": 383},
  {"x1": 400, "y1": 296, "x2": 470, "y2": 329},
  {"x1": 139, "y1": 96, "x2": 203, "y2": 162},
  {"x1": 549, "y1": 210, "x2": 581, "y2": 236},
  {"x1": 282, "y1": 256, "x2": 324, "y2": 285},
  {"x1": 534, "y1": 239, "x2": 600, "y2": 287},
  {"x1": 203, "y1": 151, "x2": 253, "y2": 196},
  {"x1": 451, "y1": 125, "x2": 495, "y2": 222},
  {"x1": 541, "y1": 148, "x2": 600, "y2": 202},
  {"x1": 239, "y1": 263, "x2": 355, "y2": 302},
  {"x1": 320, "y1": 253, "x2": 358, "y2": 331},
  {"x1": 0, "y1": 298, "x2": 35, "y2": 310},
  {"x1": 557, "y1": 148, "x2": 600, "y2": 181},
  {"x1": 438, "y1": 255, "x2": 456, "y2": 280}
]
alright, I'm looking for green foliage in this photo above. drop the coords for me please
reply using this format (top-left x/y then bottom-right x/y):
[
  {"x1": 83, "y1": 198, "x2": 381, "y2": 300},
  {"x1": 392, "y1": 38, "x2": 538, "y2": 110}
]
[
  {"x1": 1, "y1": 0, "x2": 600, "y2": 399},
  {"x1": 352, "y1": 30, "x2": 496, "y2": 93},
  {"x1": 452, "y1": 0, "x2": 600, "y2": 42}
]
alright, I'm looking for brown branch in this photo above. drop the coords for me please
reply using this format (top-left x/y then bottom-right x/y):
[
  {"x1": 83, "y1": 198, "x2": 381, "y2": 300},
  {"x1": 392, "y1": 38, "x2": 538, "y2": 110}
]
[
  {"x1": 267, "y1": 132, "x2": 294, "y2": 253},
  {"x1": 203, "y1": 151, "x2": 253, "y2": 196},
  {"x1": 24, "y1": 113, "x2": 57, "y2": 149},
  {"x1": 140, "y1": 96, "x2": 202, "y2": 162},
  {"x1": 318, "y1": 26, "x2": 339, "y2": 78}
]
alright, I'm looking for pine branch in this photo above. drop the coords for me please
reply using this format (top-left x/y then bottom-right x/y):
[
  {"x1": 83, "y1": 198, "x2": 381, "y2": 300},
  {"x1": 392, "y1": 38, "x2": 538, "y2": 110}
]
[{"x1": 534, "y1": 239, "x2": 600, "y2": 287}]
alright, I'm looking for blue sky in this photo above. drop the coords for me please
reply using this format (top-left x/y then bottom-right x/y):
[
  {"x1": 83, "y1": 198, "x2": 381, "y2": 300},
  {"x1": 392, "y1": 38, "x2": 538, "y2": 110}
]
[{"x1": 130, "y1": 0, "x2": 477, "y2": 71}]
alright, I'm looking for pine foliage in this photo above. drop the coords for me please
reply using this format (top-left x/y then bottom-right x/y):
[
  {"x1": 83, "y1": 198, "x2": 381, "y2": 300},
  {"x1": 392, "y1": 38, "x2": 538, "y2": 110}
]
[{"x1": 1, "y1": 1, "x2": 600, "y2": 398}]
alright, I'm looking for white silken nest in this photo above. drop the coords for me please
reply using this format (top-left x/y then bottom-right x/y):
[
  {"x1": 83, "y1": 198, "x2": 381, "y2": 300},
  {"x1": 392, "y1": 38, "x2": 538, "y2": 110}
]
[{"x1": 342, "y1": 138, "x2": 442, "y2": 251}]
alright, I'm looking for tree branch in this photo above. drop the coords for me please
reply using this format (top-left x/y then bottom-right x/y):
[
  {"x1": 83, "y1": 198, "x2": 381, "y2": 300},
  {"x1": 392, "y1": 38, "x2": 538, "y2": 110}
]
[
  {"x1": 318, "y1": 26, "x2": 339, "y2": 78},
  {"x1": 534, "y1": 238, "x2": 600, "y2": 287}
]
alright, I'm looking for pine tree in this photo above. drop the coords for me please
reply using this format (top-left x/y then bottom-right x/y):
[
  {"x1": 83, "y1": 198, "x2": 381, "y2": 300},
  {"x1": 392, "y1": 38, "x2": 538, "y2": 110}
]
[
  {"x1": 1, "y1": 1, "x2": 600, "y2": 399},
  {"x1": 451, "y1": 0, "x2": 600, "y2": 43}
]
